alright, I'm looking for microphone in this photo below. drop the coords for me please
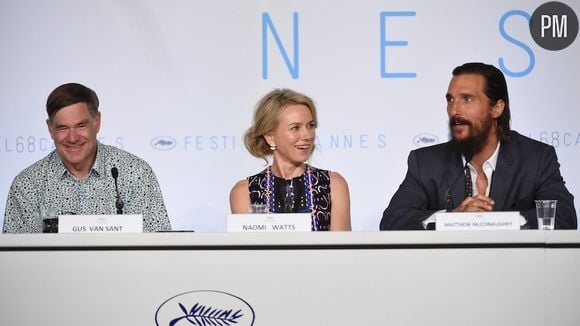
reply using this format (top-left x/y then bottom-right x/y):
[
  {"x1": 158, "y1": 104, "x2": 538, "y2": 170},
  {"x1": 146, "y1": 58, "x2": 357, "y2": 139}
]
[
  {"x1": 444, "y1": 153, "x2": 473, "y2": 212},
  {"x1": 111, "y1": 167, "x2": 124, "y2": 214}
]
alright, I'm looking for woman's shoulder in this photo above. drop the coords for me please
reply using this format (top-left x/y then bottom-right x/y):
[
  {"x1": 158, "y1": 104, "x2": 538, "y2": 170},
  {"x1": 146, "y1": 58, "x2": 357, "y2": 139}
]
[
  {"x1": 329, "y1": 170, "x2": 348, "y2": 187},
  {"x1": 232, "y1": 178, "x2": 249, "y2": 189},
  {"x1": 230, "y1": 178, "x2": 249, "y2": 196}
]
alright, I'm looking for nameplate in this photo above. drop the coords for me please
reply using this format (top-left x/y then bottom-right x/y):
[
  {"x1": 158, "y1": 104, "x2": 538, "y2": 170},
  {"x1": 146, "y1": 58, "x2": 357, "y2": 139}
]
[
  {"x1": 58, "y1": 214, "x2": 143, "y2": 233},
  {"x1": 435, "y1": 212, "x2": 521, "y2": 231},
  {"x1": 226, "y1": 213, "x2": 311, "y2": 232}
]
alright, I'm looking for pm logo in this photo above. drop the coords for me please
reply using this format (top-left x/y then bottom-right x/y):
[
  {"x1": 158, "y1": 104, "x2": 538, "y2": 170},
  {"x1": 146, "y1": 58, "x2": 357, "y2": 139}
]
[
  {"x1": 530, "y1": 1, "x2": 578, "y2": 50},
  {"x1": 413, "y1": 133, "x2": 439, "y2": 147},
  {"x1": 155, "y1": 290, "x2": 255, "y2": 326},
  {"x1": 151, "y1": 136, "x2": 177, "y2": 151}
]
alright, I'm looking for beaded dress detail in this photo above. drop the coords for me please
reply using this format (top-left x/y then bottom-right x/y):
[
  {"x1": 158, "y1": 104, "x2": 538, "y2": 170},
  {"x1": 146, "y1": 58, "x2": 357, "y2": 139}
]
[{"x1": 247, "y1": 165, "x2": 331, "y2": 231}]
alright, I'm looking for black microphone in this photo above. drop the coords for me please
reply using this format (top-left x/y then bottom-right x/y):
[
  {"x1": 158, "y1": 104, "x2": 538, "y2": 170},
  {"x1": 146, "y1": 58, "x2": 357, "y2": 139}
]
[
  {"x1": 111, "y1": 167, "x2": 124, "y2": 214},
  {"x1": 444, "y1": 153, "x2": 473, "y2": 212}
]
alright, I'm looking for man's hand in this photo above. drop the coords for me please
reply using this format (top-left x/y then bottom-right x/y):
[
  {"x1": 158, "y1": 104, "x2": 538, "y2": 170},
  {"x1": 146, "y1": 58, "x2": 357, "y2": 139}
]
[{"x1": 454, "y1": 195, "x2": 494, "y2": 212}]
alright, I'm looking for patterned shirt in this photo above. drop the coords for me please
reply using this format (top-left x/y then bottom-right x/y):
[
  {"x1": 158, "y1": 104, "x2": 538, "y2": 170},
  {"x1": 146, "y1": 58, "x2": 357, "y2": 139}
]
[{"x1": 3, "y1": 142, "x2": 171, "y2": 233}]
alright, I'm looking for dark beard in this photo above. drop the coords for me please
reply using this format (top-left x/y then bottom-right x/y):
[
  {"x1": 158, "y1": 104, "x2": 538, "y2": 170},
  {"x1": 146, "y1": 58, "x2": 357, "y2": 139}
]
[{"x1": 449, "y1": 116, "x2": 493, "y2": 159}]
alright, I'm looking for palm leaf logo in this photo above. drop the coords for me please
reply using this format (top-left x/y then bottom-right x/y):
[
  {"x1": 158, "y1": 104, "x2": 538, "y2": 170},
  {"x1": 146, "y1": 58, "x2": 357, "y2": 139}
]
[{"x1": 169, "y1": 302, "x2": 244, "y2": 325}]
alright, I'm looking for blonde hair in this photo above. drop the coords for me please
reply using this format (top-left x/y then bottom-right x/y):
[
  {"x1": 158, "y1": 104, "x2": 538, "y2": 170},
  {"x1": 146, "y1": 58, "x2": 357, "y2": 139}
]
[{"x1": 244, "y1": 88, "x2": 318, "y2": 159}]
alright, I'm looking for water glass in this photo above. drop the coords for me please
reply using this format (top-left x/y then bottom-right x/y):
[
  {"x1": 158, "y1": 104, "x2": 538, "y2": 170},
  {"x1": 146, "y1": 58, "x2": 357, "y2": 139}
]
[
  {"x1": 535, "y1": 200, "x2": 557, "y2": 230},
  {"x1": 40, "y1": 207, "x2": 59, "y2": 233},
  {"x1": 249, "y1": 204, "x2": 269, "y2": 214}
]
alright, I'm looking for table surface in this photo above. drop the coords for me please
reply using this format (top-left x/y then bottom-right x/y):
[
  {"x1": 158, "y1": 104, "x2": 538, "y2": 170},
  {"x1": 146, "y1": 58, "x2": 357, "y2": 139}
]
[{"x1": 1, "y1": 230, "x2": 578, "y2": 249}]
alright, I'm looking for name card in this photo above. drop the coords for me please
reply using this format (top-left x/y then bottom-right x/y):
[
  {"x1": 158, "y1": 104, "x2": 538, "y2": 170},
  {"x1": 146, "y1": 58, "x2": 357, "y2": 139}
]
[
  {"x1": 58, "y1": 214, "x2": 143, "y2": 233},
  {"x1": 435, "y1": 212, "x2": 522, "y2": 231},
  {"x1": 227, "y1": 213, "x2": 311, "y2": 232}
]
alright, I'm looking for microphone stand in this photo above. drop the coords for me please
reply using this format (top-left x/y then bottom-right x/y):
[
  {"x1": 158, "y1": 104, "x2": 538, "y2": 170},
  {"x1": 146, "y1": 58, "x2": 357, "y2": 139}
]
[{"x1": 111, "y1": 167, "x2": 124, "y2": 215}]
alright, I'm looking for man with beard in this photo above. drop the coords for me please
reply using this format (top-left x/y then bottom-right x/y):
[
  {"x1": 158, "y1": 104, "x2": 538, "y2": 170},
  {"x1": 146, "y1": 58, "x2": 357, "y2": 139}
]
[{"x1": 380, "y1": 62, "x2": 577, "y2": 230}]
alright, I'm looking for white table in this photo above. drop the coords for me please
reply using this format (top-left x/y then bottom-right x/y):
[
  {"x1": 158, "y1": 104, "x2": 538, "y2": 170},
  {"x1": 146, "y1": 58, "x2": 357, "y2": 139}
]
[{"x1": 1, "y1": 231, "x2": 579, "y2": 325}]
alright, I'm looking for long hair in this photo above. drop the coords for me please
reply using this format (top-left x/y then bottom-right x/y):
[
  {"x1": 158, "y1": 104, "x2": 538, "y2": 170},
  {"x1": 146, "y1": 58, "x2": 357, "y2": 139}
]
[{"x1": 452, "y1": 62, "x2": 511, "y2": 140}]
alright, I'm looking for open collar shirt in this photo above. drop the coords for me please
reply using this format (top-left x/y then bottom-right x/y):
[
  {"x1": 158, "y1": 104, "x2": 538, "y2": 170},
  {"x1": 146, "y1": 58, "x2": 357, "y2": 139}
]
[{"x1": 3, "y1": 142, "x2": 171, "y2": 233}]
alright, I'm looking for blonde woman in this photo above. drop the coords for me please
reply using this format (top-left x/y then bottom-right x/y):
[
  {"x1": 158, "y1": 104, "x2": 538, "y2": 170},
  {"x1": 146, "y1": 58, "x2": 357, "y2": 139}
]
[{"x1": 230, "y1": 89, "x2": 351, "y2": 231}]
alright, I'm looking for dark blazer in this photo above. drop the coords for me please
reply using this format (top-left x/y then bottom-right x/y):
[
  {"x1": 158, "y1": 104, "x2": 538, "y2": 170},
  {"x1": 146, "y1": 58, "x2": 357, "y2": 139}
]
[{"x1": 380, "y1": 131, "x2": 577, "y2": 230}]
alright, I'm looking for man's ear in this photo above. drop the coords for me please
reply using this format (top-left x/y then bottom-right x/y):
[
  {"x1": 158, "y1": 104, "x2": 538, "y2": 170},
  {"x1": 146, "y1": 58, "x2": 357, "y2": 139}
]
[
  {"x1": 94, "y1": 112, "x2": 101, "y2": 133},
  {"x1": 491, "y1": 99, "x2": 505, "y2": 119},
  {"x1": 46, "y1": 118, "x2": 55, "y2": 140}
]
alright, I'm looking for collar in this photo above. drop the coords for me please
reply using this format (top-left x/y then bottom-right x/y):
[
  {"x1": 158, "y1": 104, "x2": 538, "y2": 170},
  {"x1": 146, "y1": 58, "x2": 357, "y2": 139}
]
[
  {"x1": 486, "y1": 141, "x2": 500, "y2": 171},
  {"x1": 462, "y1": 142, "x2": 501, "y2": 171},
  {"x1": 53, "y1": 141, "x2": 104, "y2": 180}
]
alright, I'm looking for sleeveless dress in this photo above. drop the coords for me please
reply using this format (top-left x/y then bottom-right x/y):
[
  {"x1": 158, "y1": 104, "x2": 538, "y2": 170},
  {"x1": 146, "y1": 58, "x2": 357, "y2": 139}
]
[{"x1": 247, "y1": 165, "x2": 331, "y2": 231}]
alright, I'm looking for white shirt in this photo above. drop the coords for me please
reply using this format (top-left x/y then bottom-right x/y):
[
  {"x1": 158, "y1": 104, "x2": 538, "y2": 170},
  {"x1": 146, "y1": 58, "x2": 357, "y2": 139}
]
[
  {"x1": 465, "y1": 142, "x2": 500, "y2": 196},
  {"x1": 422, "y1": 142, "x2": 501, "y2": 228}
]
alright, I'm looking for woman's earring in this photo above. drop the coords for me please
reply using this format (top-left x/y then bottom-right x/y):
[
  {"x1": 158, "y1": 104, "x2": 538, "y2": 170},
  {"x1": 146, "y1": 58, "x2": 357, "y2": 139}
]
[{"x1": 270, "y1": 144, "x2": 277, "y2": 151}]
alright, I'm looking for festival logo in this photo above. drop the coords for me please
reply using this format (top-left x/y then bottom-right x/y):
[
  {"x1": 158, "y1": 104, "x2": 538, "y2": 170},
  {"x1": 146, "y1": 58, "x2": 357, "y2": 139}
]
[
  {"x1": 155, "y1": 290, "x2": 255, "y2": 325},
  {"x1": 413, "y1": 133, "x2": 439, "y2": 147},
  {"x1": 151, "y1": 136, "x2": 177, "y2": 151}
]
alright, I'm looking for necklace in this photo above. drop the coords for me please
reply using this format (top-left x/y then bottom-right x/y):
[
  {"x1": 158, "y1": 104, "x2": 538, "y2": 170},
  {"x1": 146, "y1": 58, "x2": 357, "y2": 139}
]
[
  {"x1": 284, "y1": 179, "x2": 294, "y2": 212},
  {"x1": 265, "y1": 165, "x2": 316, "y2": 230}
]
